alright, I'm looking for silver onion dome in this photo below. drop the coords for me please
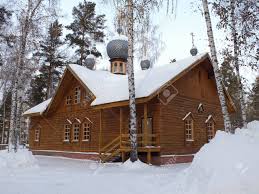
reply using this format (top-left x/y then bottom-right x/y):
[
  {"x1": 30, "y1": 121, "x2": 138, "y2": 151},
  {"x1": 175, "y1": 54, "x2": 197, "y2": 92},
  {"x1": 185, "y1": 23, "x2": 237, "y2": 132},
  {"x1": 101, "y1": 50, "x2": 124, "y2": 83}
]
[
  {"x1": 106, "y1": 36, "x2": 128, "y2": 60},
  {"x1": 190, "y1": 46, "x2": 198, "y2": 56},
  {"x1": 140, "y1": 59, "x2": 151, "y2": 70},
  {"x1": 85, "y1": 54, "x2": 95, "y2": 70}
]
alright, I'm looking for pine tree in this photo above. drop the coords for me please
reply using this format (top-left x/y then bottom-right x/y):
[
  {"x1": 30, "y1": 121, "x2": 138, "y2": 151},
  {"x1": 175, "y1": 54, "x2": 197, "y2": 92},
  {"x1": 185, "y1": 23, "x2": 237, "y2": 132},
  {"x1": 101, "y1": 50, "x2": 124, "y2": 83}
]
[
  {"x1": 66, "y1": 1, "x2": 105, "y2": 66},
  {"x1": 220, "y1": 53, "x2": 242, "y2": 128},
  {"x1": 202, "y1": 0, "x2": 232, "y2": 132},
  {"x1": 30, "y1": 19, "x2": 65, "y2": 104}
]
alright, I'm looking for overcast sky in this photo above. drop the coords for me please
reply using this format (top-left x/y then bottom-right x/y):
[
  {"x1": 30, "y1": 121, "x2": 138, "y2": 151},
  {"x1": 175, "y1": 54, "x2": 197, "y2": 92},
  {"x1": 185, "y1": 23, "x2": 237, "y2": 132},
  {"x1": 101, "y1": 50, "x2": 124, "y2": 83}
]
[{"x1": 59, "y1": 0, "x2": 256, "y2": 86}]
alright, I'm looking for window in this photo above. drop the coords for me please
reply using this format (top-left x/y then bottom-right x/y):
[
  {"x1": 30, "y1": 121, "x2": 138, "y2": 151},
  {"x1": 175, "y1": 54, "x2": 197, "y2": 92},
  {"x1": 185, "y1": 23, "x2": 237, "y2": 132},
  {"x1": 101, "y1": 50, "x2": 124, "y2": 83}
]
[
  {"x1": 119, "y1": 63, "x2": 123, "y2": 73},
  {"x1": 207, "y1": 122, "x2": 214, "y2": 141},
  {"x1": 73, "y1": 123, "x2": 80, "y2": 142},
  {"x1": 182, "y1": 112, "x2": 194, "y2": 141},
  {"x1": 35, "y1": 128, "x2": 40, "y2": 142},
  {"x1": 64, "y1": 124, "x2": 70, "y2": 142},
  {"x1": 185, "y1": 118, "x2": 194, "y2": 141},
  {"x1": 82, "y1": 122, "x2": 91, "y2": 141},
  {"x1": 114, "y1": 63, "x2": 118, "y2": 73},
  {"x1": 66, "y1": 96, "x2": 72, "y2": 105},
  {"x1": 197, "y1": 103, "x2": 204, "y2": 113},
  {"x1": 74, "y1": 87, "x2": 81, "y2": 104}
]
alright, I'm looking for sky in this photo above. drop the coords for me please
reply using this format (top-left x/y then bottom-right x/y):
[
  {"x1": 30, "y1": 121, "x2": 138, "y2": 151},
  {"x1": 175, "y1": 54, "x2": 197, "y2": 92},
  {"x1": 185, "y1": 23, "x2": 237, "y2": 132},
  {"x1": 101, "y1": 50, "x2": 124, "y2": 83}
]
[{"x1": 59, "y1": 0, "x2": 256, "y2": 86}]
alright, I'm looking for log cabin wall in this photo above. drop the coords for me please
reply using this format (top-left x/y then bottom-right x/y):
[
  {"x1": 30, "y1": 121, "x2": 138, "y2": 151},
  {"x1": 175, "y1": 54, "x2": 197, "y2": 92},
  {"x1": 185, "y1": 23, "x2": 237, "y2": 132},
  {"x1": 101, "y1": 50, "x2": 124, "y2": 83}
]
[
  {"x1": 28, "y1": 71, "x2": 161, "y2": 153},
  {"x1": 159, "y1": 60, "x2": 224, "y2": 155}
]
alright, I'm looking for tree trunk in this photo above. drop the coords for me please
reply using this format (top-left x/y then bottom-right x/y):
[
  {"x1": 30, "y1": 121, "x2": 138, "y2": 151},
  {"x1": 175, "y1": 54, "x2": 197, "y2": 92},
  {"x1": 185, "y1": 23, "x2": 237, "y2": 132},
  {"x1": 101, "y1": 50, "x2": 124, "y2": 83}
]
[
  {"x1": 230, "y1": 0, "x2": 247, "y2": 128},
  {"x1": 127, "y1": 0, "x2": 138, "y2": 162},
  {"x1": 202, "y1": 0, "x2": 232, "y2": 132}
]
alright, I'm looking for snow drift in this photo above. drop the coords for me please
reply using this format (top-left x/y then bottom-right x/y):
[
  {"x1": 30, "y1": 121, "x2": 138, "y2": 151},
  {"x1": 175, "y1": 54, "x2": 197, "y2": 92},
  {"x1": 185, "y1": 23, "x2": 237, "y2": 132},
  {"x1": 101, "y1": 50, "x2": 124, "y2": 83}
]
[
  {"x1": 175, "y1": 121, "x2": 259, "y2": 194},
  {"x1": 0, "y1": 149, "x2": 38, "y2": 169}
]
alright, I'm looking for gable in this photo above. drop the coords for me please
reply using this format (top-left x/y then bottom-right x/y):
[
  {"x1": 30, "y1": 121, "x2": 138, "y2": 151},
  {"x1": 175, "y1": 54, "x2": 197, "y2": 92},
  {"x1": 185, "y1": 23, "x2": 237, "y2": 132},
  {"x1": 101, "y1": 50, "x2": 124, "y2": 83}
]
[{"x1": 46, "y1": 68, "x2": 95, "y2": 115}]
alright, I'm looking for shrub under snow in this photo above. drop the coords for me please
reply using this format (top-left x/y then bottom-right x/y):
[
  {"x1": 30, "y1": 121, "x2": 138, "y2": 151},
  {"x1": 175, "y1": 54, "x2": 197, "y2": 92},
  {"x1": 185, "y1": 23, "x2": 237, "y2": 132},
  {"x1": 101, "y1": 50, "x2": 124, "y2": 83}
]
[
  {"x1": 0, "y1": 149, "x2": 38, "y2": 169},
  {"x1": 177, "y1": 121, "x2": 259, "y2": 194}
]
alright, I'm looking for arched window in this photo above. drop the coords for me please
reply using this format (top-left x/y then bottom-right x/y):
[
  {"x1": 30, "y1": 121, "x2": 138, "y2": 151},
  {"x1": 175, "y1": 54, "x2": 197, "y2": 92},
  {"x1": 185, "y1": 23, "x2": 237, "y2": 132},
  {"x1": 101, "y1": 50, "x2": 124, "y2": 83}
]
[
  {"x1": 205, "y1": 115, "x2": 215, "y2": 141},
  {"x1": 72, "y1": 120, "x2": 80, "y2": 142},
  {"x1": 64, "y1": 119, "x2": 72, "y2": 142},
  {"x1": 82, "y1": 122, "x2": 91, "y2": 141},
  {"x1": 182, "y1": 112, "x2": 194, "y2": 141}
]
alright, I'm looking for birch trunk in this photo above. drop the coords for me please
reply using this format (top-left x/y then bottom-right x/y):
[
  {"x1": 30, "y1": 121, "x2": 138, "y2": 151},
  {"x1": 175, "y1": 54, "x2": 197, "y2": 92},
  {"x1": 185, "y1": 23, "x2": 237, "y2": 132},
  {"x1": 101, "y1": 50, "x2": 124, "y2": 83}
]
[
  {"x1": 127, "y1": 0, "x2": 138, "y2": 162},
  {"x1": 1, "y1": 102, "x2": 5, "y2": 144},
  {"x1": 202, "y1": 0, "x2": 232, "y2": 132},
  {"x1": 230, "y1": 0, "x2": 247, "y2": 128}
]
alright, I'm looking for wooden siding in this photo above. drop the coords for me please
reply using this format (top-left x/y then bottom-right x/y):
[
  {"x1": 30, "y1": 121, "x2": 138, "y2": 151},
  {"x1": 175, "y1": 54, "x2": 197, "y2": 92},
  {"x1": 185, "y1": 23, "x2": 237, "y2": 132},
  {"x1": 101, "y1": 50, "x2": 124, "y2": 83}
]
[{"x1": 159, "y1": 60, "x2": 224, "y2": 155}]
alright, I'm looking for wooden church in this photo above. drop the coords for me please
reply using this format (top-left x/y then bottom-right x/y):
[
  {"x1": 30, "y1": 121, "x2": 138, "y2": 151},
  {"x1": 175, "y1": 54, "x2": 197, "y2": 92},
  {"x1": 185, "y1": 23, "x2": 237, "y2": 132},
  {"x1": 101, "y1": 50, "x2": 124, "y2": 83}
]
[{"x1": 23, "y1": 34, "x2": 236, "y2": 165}]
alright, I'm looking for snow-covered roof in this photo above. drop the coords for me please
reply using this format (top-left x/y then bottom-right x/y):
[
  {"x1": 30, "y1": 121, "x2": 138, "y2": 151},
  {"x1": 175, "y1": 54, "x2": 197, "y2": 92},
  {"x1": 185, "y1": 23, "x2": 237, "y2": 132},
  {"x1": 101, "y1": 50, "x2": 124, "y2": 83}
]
[
  {"x1": 24, "y1": 53, "x2": 209, "y2": 116},
  {"x1": 23, "y1": 98, "x2": 52, "y2": 116},
  {"x1": 70, "y1": 53, "x2": 208, "y2": 106}
]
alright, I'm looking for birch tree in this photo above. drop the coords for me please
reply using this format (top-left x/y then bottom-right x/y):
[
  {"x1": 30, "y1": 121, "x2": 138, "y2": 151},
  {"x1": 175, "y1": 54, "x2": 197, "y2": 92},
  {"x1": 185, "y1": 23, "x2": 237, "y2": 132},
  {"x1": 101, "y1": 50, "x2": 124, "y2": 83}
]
[
  {"x1": 126, "y1": 0, "x2": 138, "y2": 162},
  {"x1": 202, "y1": 0, "x2": 232, "y2": 132},
  {"x1": 229, "y1": 0, "x2": 247, "y2": 127},
  {"x1": 8, "y1": 0, "x2": 58, "y2": 152}
]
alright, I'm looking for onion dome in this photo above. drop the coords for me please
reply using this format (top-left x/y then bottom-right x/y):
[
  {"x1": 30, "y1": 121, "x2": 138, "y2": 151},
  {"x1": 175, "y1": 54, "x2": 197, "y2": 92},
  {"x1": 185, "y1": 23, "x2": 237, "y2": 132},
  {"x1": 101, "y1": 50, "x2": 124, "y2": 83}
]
[
  {"x1": 140, "y1": 59, "x2": 151, "y2": 70},
  {"x1": 85, "y1": 54, "x2": 96, "y2": 70},
  {"x1": 106, "y1": 34, "x2": 128, "y2": 60},
  {"x1": 190, "y1": 46, "x2": 198, "y2": 56}
]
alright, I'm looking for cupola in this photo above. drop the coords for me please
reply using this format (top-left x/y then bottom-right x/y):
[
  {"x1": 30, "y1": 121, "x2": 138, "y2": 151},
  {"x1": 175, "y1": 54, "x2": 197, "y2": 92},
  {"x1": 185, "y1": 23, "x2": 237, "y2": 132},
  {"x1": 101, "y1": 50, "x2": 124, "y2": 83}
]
[
  {"x1": 106, "y1": 28, "x2": 128, "y2": 75},
  {"x1": 140, "y1": 59, "x2": 151, "y2": 70},
  {"x1": 85, "y1": 54, "x2": 96, "y2": 70}
]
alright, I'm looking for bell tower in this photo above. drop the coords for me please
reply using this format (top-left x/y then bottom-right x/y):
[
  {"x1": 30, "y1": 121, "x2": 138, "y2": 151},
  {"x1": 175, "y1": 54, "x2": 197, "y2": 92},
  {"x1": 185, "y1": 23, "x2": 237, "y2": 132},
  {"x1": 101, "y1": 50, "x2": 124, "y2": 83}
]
[{"x1": 106, "y1": 28, "x2": 128, "y2": 75}]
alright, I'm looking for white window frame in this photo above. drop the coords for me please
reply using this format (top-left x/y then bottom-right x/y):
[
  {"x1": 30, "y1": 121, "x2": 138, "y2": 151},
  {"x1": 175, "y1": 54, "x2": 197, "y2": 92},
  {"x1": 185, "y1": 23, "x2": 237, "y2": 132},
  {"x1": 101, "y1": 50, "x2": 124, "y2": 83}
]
[
  {"x1": 73, "y1": 123, "x2": 80, "y2": 142},
  {"x1": 74, "y1": 87, "x2": 81, "y2": 104},
  {"x1": 35, "y1": 128, "x2": 40, "y2": 142},
  {"x1": 185, "y1": 118, "x2": 194, "y2": 141},
  {"x1": 82, "y1": 122, "x2": 91, "y2": 141},
  {"x1": 64, "y1": 124, "x2": 70, "y2": 142}
]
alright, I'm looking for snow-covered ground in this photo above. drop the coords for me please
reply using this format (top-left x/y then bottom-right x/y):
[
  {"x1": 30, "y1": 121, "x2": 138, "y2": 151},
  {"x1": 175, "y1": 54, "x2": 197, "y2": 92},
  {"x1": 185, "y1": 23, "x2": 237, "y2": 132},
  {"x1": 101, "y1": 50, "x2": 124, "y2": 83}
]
[
  {"x1": 1, "y1": 121, "x2": 259, "y2": 194},
  {"x1": 0, "y1": 154, "x2": 189, "y2": 194}
]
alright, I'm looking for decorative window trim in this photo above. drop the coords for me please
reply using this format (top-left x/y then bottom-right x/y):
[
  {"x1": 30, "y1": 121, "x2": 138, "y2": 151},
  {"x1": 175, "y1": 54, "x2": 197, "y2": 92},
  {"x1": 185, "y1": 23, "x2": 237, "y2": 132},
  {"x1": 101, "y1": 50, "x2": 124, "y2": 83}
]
[
  {"x1": 205, "y1": 115, "x2": 215, "y2": 124},
  {"x1": 83, "y1": 116, "x2": 93, "y2": 124},
  {"x1": 182, "y1": 112, "x2": 192, "y2": 121}
]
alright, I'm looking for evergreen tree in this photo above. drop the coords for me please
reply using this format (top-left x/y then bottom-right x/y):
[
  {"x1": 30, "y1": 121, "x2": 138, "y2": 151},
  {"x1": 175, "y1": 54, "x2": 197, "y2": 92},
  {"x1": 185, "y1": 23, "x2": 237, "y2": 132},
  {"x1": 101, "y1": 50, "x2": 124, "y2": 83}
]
[
  {"x1": 66, "y1": 1, "x2": 105, "y2": 66},
  {"x1": 29, "y1": 20, "x2": 64, "y2": 106},
  {"x1": 248, "y1": 77, "x2": 259, "y2": 121},
  {"x1": 220, "y1": 54, "x2": 242, "y2": 128}
]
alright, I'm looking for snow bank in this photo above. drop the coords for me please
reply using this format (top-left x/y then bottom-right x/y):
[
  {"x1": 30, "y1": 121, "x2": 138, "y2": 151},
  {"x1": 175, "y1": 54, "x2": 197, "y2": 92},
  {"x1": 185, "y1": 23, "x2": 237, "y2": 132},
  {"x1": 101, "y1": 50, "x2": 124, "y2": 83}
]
[
  {"x1": 0, "y1": 149, "x2": 38, "y2": 169},
  {"x1": 122, "y1": 159, "x2": 151, "y2": 170},
  {"x1": 176, "y1": 121, "x2": 259, "y2": 194}
]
